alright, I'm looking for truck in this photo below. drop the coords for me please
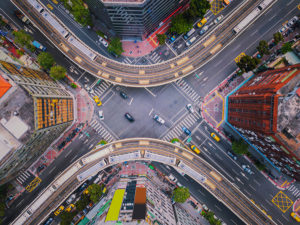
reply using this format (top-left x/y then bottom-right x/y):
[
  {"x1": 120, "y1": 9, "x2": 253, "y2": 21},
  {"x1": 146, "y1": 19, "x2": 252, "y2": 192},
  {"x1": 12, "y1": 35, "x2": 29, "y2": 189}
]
[
  {"x1": 15, "y1": 10, "x2": 30, "y2": 24},
  {"x1": 32, "y1": 40, "x2": 46, "y2": 51}
]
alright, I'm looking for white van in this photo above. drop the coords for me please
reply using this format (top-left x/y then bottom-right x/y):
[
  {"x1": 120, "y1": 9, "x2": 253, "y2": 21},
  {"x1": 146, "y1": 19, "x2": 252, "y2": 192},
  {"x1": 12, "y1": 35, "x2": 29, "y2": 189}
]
[
  {"x1": 183, "y1": 28, "x2": 196, "y2": 40},
  {"x1": 186, "y1": 36, "x2": 196, "y2": 47}
]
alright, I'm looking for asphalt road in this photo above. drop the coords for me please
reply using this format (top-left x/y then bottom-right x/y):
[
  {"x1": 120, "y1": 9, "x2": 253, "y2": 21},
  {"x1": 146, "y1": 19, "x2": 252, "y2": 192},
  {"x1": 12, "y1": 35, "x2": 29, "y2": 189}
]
[{"x1": 1, "y1": 0, "x2": 300, "y2": 224}]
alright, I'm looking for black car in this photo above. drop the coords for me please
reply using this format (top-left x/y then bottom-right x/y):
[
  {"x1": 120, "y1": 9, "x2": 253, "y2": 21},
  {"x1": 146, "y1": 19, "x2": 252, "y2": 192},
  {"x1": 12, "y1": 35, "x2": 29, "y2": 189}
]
[
  {"x1": 120, "y1": 91, "x2": 128, "y2": 99},
  {"x1": 125, "y1": 113, "x2": 134, "y2": 122}
]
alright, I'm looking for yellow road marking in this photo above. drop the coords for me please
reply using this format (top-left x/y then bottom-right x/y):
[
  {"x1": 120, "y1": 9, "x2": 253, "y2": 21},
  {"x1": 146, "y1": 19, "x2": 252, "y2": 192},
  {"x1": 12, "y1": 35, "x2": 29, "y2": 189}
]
[
  {"x1": 272, "y1": 191, "x2": 293, "y2": 213},
  {"x1": 25, "y1": 177, "x2": 42, "y2": 192},
  {"x1": 204, "y1": 179, "x2": 216, "y2": 190},
  {"x1": 235, "y1": 52, "x2": 245, "y2": 63},
  {"x1": 210, "y1": 0, "x2": 225, "y2": 15},
  {"x1": 149, "y1": 36, "x2": 158, "y2": 47},
  {"x1": 182, "y1": 65, "x2": 194, "y2": 74},
  {"x1": 203, "y1": 35, "x2": 216, "y2": 48},
  {"x1": 281, "y1": 180, "x2": 287, "y2": 187},
  {"x1": 210, "y1": 43, "x2": 222, "y2": 54},
  {"x1": 210, "y1": 171, "x2": 222, "y2": 182},
  {"x1": 298, "y1": 4, "x2": 300, "y2": 10},
  {"x1": 216, "y1": 91, "x2": 225, "y2": 128},
  {"x1": 176, "y1": 56, "x2": 189, "y2": 66}
]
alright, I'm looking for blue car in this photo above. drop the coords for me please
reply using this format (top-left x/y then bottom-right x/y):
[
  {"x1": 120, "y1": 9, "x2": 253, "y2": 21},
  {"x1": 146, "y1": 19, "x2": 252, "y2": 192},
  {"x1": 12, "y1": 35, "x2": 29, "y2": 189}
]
[
  {"x1": 182, "y1": 126, "x2": 191, "y2": 135},
  {"x1": 44, "y1": 217, "x2": 53, "y2": 225}
]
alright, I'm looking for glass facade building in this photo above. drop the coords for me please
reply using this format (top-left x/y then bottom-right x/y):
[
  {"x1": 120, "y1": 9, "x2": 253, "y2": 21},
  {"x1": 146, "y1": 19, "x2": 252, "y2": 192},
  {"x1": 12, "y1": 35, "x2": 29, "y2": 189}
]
[{"x1": 86, "y1": 0, "x2": 188, "y2": 40}]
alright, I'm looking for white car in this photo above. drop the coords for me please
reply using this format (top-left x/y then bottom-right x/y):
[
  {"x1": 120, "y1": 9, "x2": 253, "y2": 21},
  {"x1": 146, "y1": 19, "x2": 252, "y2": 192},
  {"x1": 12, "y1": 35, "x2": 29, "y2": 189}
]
[
  {"x1": 99, "y1": 37, "x2": 108, "y2": 47},
  {"x1": 214, "y1": 15, "x2": 223, "y2": 24},
  {"x1": 186, "y1": 104, "x2": 195, "y2": 113},
  {"x1": 279, "y1": 26, "x2": 287, "y2": 34},
  {"x1": 242, "y1": 164, "x2": 254, "y2": 175},
  {"x1": 287, "y1": 16, "x2": 298, "y2": 27},
  {"x1": 98, "y1": 110, "x2": 104, "y2": 120},
  {"x1": 153, "y1": 114, "x2": 165, "y2": 124},
  {"x1": 66, "y1": 194, "x2": 76, "y2": 205}
]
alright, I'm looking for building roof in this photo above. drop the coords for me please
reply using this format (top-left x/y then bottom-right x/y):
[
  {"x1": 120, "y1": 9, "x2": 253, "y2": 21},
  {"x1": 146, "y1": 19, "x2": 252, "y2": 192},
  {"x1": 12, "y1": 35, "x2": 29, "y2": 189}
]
[
  {"x1": 2, "y1": 116, "x2": 29, "y2": 139},
  {"x1": 134, "y1": 187, "x2": 146, "y2": 204},
  {"x1": 132, "y1": 204, "x2": 146, "y2": 220},
  {"x1": 106, "y1": 189, "x2": 125, "y2": 222},
  {"x1": 0, "y1": 75, "x2": 11, "y2": 98}
]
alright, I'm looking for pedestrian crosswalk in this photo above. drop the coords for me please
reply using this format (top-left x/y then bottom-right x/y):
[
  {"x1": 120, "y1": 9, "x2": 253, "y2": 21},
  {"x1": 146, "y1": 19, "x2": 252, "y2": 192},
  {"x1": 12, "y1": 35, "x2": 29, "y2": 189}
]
[
  {"x1": 16, "y1": 170, "x2": 35, "y2": 187},
  {"x1": 162, "y1": 113, "x2": 201, "y2": 141},
  {"x1": 93, "y1": 81, "x2": 111, "y2": 97},
  {"x1": 123, "y1": 57, "x2": 132, "y2": 64},
  {"x1": 175, "y1": 79, "x2": 201, "y2": 103},
  {"x1": 287, "y1": 184, "x2": 300, "y2": 198},
  {"x1": 149, "y1": 52, "x2": 162, "y2": 64},
  {"x1": 90, "y1": 119, "x2": 116, "y2": 142}
]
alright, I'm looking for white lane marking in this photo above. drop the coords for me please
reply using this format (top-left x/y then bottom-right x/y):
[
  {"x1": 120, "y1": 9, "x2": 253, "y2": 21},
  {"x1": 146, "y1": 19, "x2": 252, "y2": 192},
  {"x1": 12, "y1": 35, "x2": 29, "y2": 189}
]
[
  {"x1": 49, "y1": 166, "x2": 56, "y2": 174},
  {"x1": 230, "y1": 219, "x2": 238, "y2": 225},
  {"x1": 231, "y1": 168, "x2": 239, "y2": 175},
  {"x1": 70, "y1": 155, "x2": 77, "y2": 162},
  {"x1": 144, "y1": 88, "x2": 156, "y2": 97},
  {"x1": 243, "y1": 189, "x2": 252, "y2": 196},
  {"x1": 268, "y1": 14, "x2": 276, "y2": 21},
  {"x1": 65, "y1": 150, "x2": 72, "y2": 157},
  {"x1": 128, "y1": 97, "x2": 133, "y2": 105},
  {"x1": 249, "y1": 184, "x2": 256, "y2": 191},
  {"x1": 253, "y1": 179, "x2": 261, "y2": 186},
  {"x1": 235, "y1": 177, "x2": 244, "y2": 185},
  {"x1": 215, "y1": 205, "x2": 222, "y2": 211},
  {"x1": 286, "y1": 0, "x2": 295, "y2": 6},
  {"x1": 16, "y1": 199, "x2": 24, "y2": 207},
  {"x1": 197, "y1": 189, "x2": 206, "y2": 196},
  {"x1": 265, "y1": 200, "x2": 272, "y2": 206},
  {"x1": 149, "y1": 108, "x2": 154, "y2": 116},
  {"x1": 282, "y1": 214, "x2": 289, "y2": 221}
]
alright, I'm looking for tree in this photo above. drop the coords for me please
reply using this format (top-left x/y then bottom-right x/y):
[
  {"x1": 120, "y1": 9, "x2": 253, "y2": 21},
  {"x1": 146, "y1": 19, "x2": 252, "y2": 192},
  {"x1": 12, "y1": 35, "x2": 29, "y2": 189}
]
[
  {"x1": 237, "y1": 55, "x2": 260, "y2": 73},
  {"x1": 257, "y1": 40, "x2": 270, "y2": 56},
  {"x1": 273, "y1": 32, "x2": 283, "y2": 45},
  {"x1": 50, "y1": 65, "x2": 66, "y2": 80},
  {"x1": 60, "y1": 211, "x2": 77, "y2": 225},
  {"x1": 87, "y1": 184, "x2": 103, "y2": 203},
  {"x1": 172, "y1": 187, "x2": 190, "y2": 203},
  {"x1": 281, "y1": 42, "x2": 293, "y2": 54},
  {"x1": 232, "y1": 140, "x2": 249, "y2": 155},
  {"x1": 75, "y1": 194, "x2": 90, "y2": 211},
  {"x1": 12, "y1": 30, "x2": 32, "y2": 47},
  {"x1": 169, "y1": 14, "x2": 192, "y2": 34},
  {"x1": 184, "y1": 0, "x2": 210, "y2": 22},
  {"x1": 37, "y1": 52, "x2": 55, "y2": 70},
  {"x1": 108, "y1": 37, "x2": 124, "y2": 56},
  {"x1": 156, "y1": 34, "x2": 167, "y2": 45}
]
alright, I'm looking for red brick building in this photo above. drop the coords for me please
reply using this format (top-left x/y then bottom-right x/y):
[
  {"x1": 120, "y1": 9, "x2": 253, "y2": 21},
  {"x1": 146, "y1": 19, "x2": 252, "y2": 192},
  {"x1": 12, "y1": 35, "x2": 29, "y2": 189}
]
[{"x1": 228, "y1": 64, "x2": 300, "y2": 180}]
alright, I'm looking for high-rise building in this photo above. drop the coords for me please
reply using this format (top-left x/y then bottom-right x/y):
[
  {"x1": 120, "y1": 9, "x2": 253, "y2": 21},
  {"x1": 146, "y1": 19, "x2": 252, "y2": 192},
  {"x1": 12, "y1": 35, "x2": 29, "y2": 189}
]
[
  {"x1": 85, "y1": 0, "x2": 188, "y2": 40},
  {"x1": 228, "y1": 64, "x2": 300, "y2": 180},
  {"x1": 0, "y1": 60, "x2": 74, "y2": 183}
]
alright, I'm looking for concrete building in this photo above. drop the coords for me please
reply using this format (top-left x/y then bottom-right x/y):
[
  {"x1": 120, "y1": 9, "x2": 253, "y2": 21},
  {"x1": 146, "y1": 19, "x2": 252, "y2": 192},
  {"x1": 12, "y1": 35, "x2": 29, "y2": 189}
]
[
  {"x1": 0, "y1": 60, "x2": 73, "y2": 183},
  {"x1": 174, "y1": 203, "x2": 199, "y2": 225},
  {"x1": 228, "y1": 64, "x2": 300, "y2": 180},
  {"x1": 85, "y1": 0, "x2": 188, "y2": 40}
]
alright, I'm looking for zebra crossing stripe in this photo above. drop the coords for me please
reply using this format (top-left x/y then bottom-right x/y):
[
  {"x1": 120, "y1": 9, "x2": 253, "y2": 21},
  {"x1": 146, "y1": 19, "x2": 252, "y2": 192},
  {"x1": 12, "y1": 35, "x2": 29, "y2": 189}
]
[{"x1": 293, "y1": 189, "x2": 299, "y2": 195}]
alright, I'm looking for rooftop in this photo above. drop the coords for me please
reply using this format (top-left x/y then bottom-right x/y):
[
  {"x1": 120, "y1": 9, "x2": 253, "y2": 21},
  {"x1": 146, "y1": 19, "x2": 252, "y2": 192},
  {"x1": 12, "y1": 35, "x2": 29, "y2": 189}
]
[{"x1": 101, "y1": 0, "x2": 144, "y2": 4}]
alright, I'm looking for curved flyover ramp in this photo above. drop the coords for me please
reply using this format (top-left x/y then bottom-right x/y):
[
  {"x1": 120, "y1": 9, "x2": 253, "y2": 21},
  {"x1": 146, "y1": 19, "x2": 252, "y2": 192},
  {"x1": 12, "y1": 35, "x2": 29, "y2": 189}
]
[{"x1": 12, "y1": 138, "x2": 275, "y2": 225}]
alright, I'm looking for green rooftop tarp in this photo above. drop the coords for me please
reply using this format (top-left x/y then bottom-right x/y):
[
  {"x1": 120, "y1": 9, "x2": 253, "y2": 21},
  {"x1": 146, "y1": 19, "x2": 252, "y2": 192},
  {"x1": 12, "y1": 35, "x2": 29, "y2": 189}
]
[{"x1": 78, "y1": 217, "x2": 90, "y2": 225}]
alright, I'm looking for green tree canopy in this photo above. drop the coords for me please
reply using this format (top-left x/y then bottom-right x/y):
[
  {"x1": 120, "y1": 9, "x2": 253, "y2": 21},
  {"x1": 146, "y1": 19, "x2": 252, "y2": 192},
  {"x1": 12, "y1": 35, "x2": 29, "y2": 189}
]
[
  {"x1": 37, "y1": 52, "x2": 55, "y2": 70},
  {"x1": 75, "y1": 194, "x2": 90, "y2": 211},
  {"x1": 232, "y1": 139, "x2": 249, "y2": 155},
  {"x1": 156, "y1": 34, "x2": 167, "y2": 45},
  {"x1": 184, "y1": 0, "x2": 211, "y2": 22},
  {"x1": 169, "y1": 14, "x2": 192, "y2": 34},
  {"x1": 13, "y1": 30, "x2": 32, "y2": 47},
  {"x1": 87, "y1": 184, "x2": 103, "y2": 203},
  {"x1": 172, "y1": 187, "x2": 190, "y2": 203},
  {"x1": 60, "y1": 211, "x2": 77, "y2": 225},
  {"x1": 257, "y1": 40, "x2": 270, "y2": 56},
  {"x1": 281, "y1": 42, "x2": 293, "y2": 54},
  {"x1": 50, "y1": 65, "x2": 66, "y2": 80},
  {"x1": 273, "y1": 32, "x2": 283, "y2": 44},
  {"x1": 237, "y1": 55, "x2": 260, "y2": 72},
  {"x1": 108, "y1": 37, "x2": 124, "y2": 56}
]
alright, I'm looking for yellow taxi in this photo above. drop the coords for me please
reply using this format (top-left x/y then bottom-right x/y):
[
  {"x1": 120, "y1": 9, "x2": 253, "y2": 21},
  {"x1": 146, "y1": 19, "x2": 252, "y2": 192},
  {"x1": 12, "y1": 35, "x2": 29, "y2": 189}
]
[
  {"x1": 47, "y1": 4, "x2": 53, "y2": 10},
  {"x1": 52, "y1": 0, "x2": 58, "y2": 4},
  {"x1": 197, "y1": 18, "x2": 207, "y2": 28},
  {"x1": 291, "y1": 212, "x2": 300, "y2": 222},
  {"x1": 190, "y1": 145, "x2": 200, "y2": 154},
  {"x1": 93, "y1": 96, "x2": 102, "y2": 106},
  {"x1": 65, "y1": 204, "x2": 75, "y2": 212},
  {"x1": 211, "y1": 132, "x2": 220, "y2": 142},
  {"x1": 54, "y1": 205, "x2": 64, "y2": 216},
  {"x1": 83, "y1": 188, "x2": 89, "y2": 194}
]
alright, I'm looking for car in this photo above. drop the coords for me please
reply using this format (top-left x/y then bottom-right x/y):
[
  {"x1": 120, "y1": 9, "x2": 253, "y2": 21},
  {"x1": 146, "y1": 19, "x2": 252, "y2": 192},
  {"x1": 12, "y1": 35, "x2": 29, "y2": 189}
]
[
  {"x1": 214, "y1": 15, "x2": 224, "y2": 24},
  {"x1": 287, "y1": 16, "x2": 298, "y2": 27},
  {"x1": 182, "y1": 126, "x2": 191, "y2": 135},
  {"x1": 279, "y1": 26, "x2": 287, "y2": 34},
  {"x1": 211, "y1": 132, "x2": 220, "y2": 142},
  {"x1": 98, "y1": 110, "x2": 104, "y2": 120},
  {"x1": 54, "y1": 205, "x2": 64, "y2": 216},
  {"x1": 65, "y1": 204, "x2": 75, "y2": 212},
  {"x1": 79, "y1": 183, "x2": 88, "y2": 192},
  {"x1": 197, "y1": 18, "x2": 207, "y2": 28},
  {"x1": 170, "y1": 35, "x2": 177, "y2": 43},
  {"x1": 125, "y1": 113, "x2": 135, "y2": 122},
  {"x1": 168, "y1": 174, "x2": 177, "y2": 182},
  {"x1": 242, "y1": 164, "x2": 254, "y2": 175},
  {"x1": 227, "y1": 151, "x2": 237, "y2": 160},
  {"x1": 191, "y1": 145, "x2": 200, "y2": 154},
  {"x1": 44, "y1": 217, "x2": 53, "y2": 225},
  {"x1": 153, "y1": 115, "x2": 165, "y2": 124},
  {"x1": 177, "y1": 182, "x2": 183, "y2": 187},
  {"x1": 52, "y1": 0, "x2": 58, "y2": 4},
  {"x1": 199, "y1": 25, "x2": 209, "y2": 35},
  {"x1": 291, "y1": 212, "x2": 300, "y2": 222},
  {"x1": 186, "y1": 104, "x2": 194, "y2": 113},
  {"x1": 99, "y1": 37, "x2": 108, "y2": 47},
  {"x1": 66, "y1": 194, "x2": 76, "y2": 205},
  {"x1": 189, "y1": 201, "x2": 197, "y2": 209},
  {"x1": 47, "y1": 4, "x2": 53, "y2": 10},
  {"x1": 93, "y1": 96, "x2": 102, "y2": 106},
  {"x1": 202, "y1": 204, "x2": 209, "y2": 211},
  {"x1": 93, "y1": 177, "x2": 101, "y2": 184},
  {"x1": 120, "y1": 91, "x2": 128, "y2": 99}
]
